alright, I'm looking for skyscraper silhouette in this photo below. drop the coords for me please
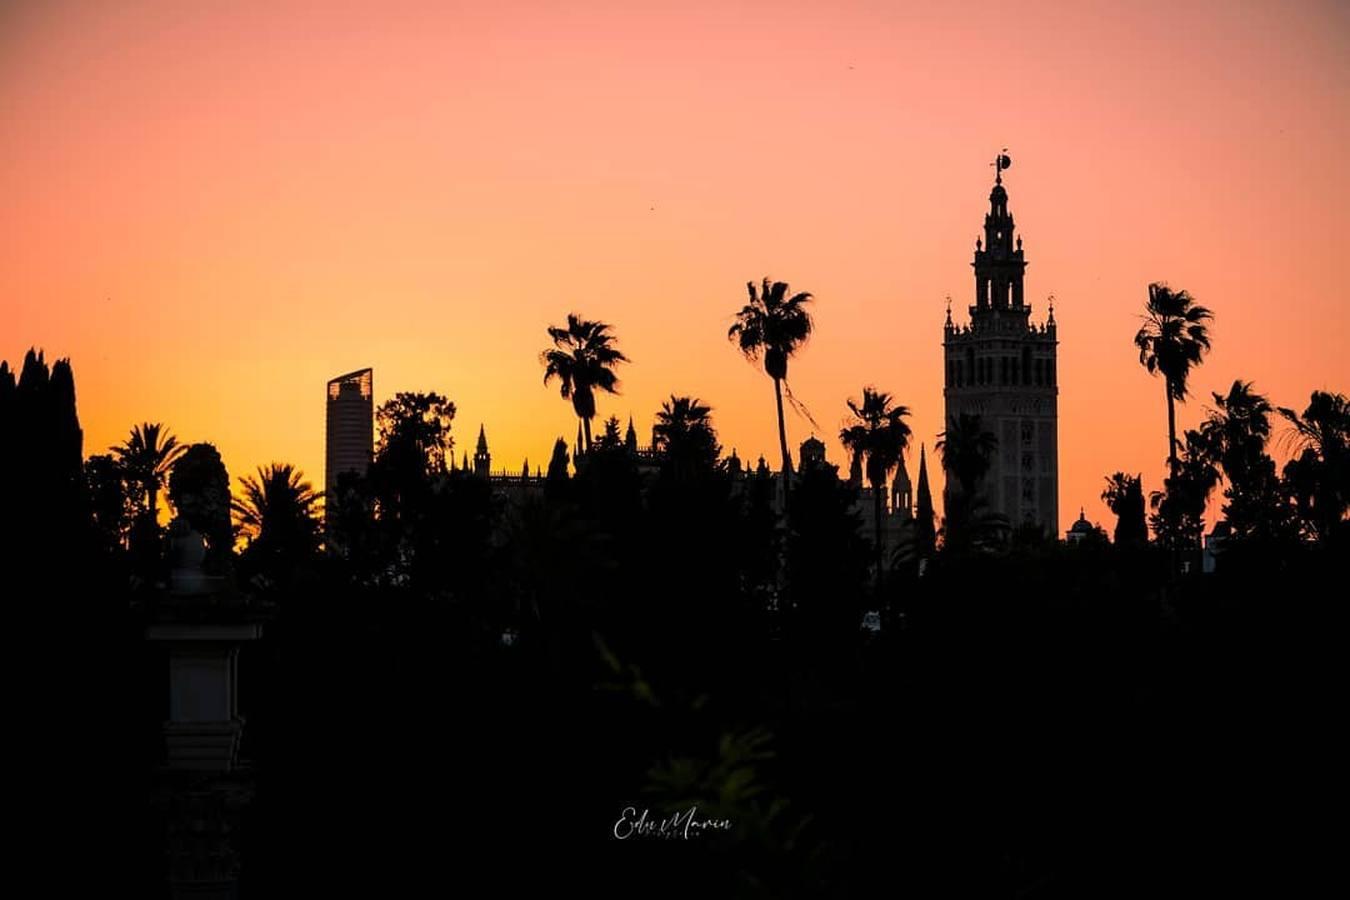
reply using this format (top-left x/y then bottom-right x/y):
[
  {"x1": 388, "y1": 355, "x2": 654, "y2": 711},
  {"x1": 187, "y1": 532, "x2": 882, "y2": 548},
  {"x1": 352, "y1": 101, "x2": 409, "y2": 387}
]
[
  {"x1": 943, "y1": 158, "x2": 1059, "y2": 534},
  {"x1": 325, "y1": 368, "x2": 373, "y2": 520}
]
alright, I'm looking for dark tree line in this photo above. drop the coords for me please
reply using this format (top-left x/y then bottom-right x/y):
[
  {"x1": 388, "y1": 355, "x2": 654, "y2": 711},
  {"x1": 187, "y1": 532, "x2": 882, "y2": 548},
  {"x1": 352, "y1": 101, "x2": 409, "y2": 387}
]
[{"x1": 5, "y1": 266, "x2": 1346, "y2": 896}]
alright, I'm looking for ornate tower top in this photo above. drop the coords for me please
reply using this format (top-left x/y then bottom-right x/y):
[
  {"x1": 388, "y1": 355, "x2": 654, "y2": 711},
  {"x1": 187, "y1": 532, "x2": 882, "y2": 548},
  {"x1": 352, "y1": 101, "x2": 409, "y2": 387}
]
[{"x1": 971, "y1": 149, "x2": 1028, "y2": 317}]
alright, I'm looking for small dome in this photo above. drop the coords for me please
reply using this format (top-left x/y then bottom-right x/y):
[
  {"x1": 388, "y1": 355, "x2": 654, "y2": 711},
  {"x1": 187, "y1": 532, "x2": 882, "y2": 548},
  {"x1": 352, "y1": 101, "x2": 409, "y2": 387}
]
[{"x1": 1069, "y1": 508, "x2": 1094, "y2": 534}]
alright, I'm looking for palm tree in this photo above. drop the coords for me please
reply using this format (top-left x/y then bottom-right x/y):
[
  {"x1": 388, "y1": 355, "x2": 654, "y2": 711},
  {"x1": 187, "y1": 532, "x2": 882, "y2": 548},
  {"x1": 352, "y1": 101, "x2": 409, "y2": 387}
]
[
  {"x1": 728, "y1": 278, "x2": 815, "y2": 477},
  {"x1": 1204, "y1": 381, "x2": 1272, "y2": 457},
  {"x1": 839, "y1": 388, "x2": 911, "y2": 590},
  {"x1": 937, "y1": 413, "x2": 998, "y2": 499},
  {"x1": 1148, "y1": 430, "x2": 1220, "y2": 551},
  {"x1": 1101, "y1": 472, "x2": 1148, "y2": 546},
  {"x1": 233, "y1": 463, "x2": 322, "y2": 562},
  {"x1": 1134, "y1": 282, "x2": 1214, "y2": 479},
  {"x1": 541, "y1": 314, "x2": 629, "y2": 451},
  {"x1": 1200, "y1": 381, "x2": 1292, "y2": 539},
  {"x1": 1278, "y1": 391, "x2": 1350, "y2": 542},
  {"x1": 113, "y1": 422, "x2": 187, "y2": 525},
  {"x1": 652, "y1": 395, "x2": 719, "y2": 478},
  {"x1": 937, "y1": 413, "x2": 1005, "y2": 553}
]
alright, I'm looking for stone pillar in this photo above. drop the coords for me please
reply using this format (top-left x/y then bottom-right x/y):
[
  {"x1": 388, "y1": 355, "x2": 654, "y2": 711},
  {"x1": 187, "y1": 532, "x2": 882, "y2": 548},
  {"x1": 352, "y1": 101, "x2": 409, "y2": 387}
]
[{"x1": 147, "y1": 522, "x2": 265, "y2": 899}]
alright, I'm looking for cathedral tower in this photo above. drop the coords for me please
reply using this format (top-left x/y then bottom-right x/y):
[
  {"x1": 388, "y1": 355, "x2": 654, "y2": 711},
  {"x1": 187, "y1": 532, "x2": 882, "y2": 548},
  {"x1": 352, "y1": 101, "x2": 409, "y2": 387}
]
[{"x1": 943, "y1": 154, "x2": 1059, "y2": 534}]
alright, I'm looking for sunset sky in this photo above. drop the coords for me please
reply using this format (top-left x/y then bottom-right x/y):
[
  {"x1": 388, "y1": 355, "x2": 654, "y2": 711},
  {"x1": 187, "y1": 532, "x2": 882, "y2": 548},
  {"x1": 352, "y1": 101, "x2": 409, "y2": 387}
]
[{"x1": 3, "y1": 0, "x2": 1348, "y2": 532}]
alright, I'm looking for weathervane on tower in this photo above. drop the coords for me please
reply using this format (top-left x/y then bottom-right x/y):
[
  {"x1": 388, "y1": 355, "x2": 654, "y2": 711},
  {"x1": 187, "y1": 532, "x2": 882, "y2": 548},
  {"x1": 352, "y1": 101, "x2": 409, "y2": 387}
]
[{"x1": 991, "y1": 148, "x2": 1012, "y2": 184}]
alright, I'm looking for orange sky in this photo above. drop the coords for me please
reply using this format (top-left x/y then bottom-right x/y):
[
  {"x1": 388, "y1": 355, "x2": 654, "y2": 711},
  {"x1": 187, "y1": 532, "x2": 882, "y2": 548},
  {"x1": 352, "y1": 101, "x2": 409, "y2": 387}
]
[{"x1": 3, "y1": 0, "x2": 1348, "y2": 534}]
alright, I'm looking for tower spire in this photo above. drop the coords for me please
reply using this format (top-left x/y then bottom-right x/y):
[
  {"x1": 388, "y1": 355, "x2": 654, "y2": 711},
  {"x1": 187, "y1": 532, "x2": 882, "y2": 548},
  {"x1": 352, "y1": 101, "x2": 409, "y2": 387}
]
[
  {"x1": 892, "y1": 450, "x2": 913, "y2": 519},
  {"x1": 916, "y1": 443, "x2": 931, "y2": 509},
  {"x1": 474, "y1": 425, "x2": 490, "y2": 476},
  {"x1": 914, "y1": 443, "x2": 936, "y2": 556}
]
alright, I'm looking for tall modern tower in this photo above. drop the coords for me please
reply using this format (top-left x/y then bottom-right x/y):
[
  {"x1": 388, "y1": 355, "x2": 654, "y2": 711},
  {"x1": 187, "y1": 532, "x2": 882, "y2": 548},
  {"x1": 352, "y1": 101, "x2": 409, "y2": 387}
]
[
  {"x1": 325, "y1": 368, "x2": 373, "y2": 518},
  {"x1": 943, "y1": 155, "x2": 1059, "y2": 534}
]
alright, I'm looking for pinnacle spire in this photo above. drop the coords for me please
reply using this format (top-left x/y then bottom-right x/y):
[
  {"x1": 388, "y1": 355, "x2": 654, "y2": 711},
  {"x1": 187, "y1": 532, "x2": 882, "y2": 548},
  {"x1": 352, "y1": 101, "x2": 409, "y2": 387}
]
[{"x1": 916, "y1": 443, "x2": 932, "y2": 502}]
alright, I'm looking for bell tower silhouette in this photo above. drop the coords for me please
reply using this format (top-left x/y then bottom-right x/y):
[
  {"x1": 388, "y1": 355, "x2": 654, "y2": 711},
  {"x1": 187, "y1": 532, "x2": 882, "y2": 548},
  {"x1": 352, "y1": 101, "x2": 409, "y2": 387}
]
[
  {"x1": 974, "y1": 155, "x2": 1027, "y2": 312},
  {"x1": 943, "y1": 152, "x2": 1059, "y2": 535}
]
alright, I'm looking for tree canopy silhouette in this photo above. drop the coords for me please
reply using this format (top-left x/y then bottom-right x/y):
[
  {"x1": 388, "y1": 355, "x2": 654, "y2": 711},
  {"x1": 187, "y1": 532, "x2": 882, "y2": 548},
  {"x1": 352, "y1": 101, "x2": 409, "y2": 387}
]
[
  {"x1": 375, "y1": 392, "x2": 455, "y2": 479},
  {"x1": 1101, "y1": 472, "x2": 1148, "y2": 547},
  {"x1": 1199, "y1": 381, "x2": 1294, "y2": 544},
  {"x1": 114, "y1": 422, "x2": 187, "y2": 528},
  {"x1": 652, "y1": 395, "x2": 720, "y2": 479},
  {"x1": 728, "y1": 278, "x2": 815, "y2": 478},
  {"x1": 233, "y1": 463, "x2": 322, "y2": 583},
  {"x1": 1134, "y1": 282, "x2": 1213, "y2": 479},
  {"x1": 1149, "y1": 430, "x2": 1219, "y2": 551},
  {"x1": 938, "y1": 413, "x2": 997, "y2": 498},
  {"x1": 84, "y1": 453, "x2": 132, "y2": 555},
  {"x1": 541, "y1": 314, "x2": 628, "y2": 452},
  {"x1": 839, "y1": 387, "x2": 911, "y2": 592},
  {"x1": 0, "y1": 349, "x2": 86, "y2": 572},
  {"x1": 937, "y1": 413, "x2": 1005, "y2": 552},
  {"x1": 1278, "y1": 390, "x2": 1349, "y2": 544},
  {"x1": 167, "y1": 442, "x2": 233, "y2": 569}
]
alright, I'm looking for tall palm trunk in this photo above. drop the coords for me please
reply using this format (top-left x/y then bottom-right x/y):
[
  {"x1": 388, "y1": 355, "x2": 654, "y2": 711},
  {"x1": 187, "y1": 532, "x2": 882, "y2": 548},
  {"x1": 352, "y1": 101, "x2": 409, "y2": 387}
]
[
  {"x1": 1166, "y1": 381, "x2": 1179, "y2": 479},
  {"x1": 873, "y1": 481, "x2": 884, "y2": 595},
  {"x1": 773, "y1": 377, "x2": 792, "y2": 477},
  {"x1": 1164, "y1": 378, "x2": 1182, "y2": 570},
  {"x1": 582, "y1": 417, "x2": 593, "y2": 451}
]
